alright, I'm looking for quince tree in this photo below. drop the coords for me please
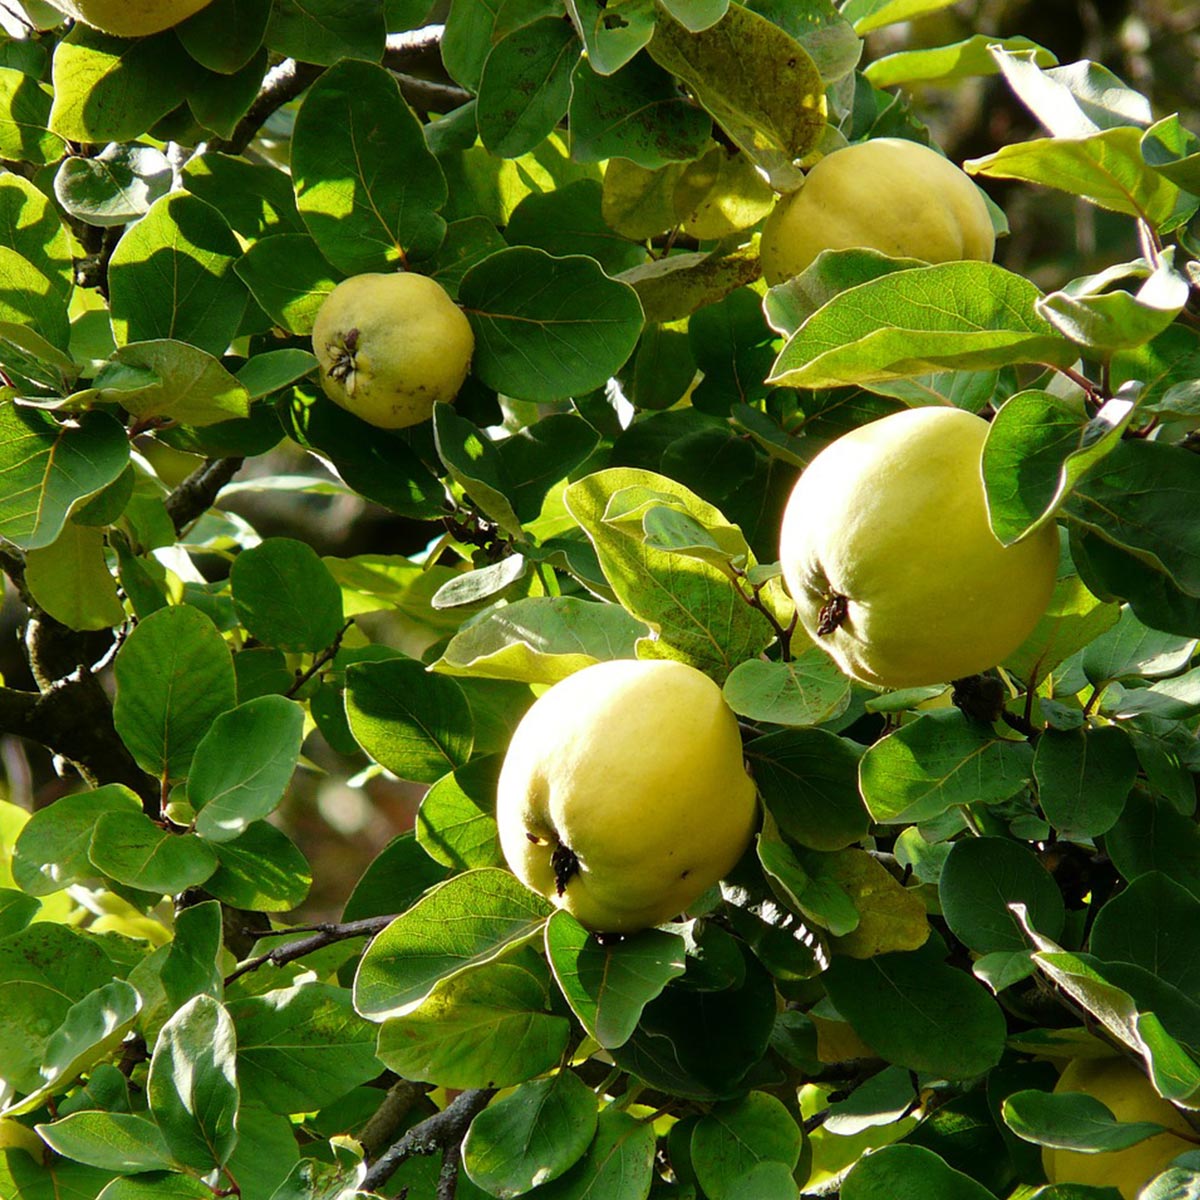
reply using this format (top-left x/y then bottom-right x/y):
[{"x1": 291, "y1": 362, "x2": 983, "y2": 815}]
[{"x1": 0, "y1": 1, "x2": 1197, "y2": 1199}]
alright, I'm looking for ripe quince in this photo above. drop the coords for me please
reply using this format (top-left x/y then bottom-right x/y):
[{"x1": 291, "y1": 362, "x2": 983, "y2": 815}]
[
  {"x1": 1043, "y1": 1056, "x2": 1195, "y2": 1199},
  {"x1": 760, "y1": 137, "x2": 995, "y2": 285},
  {"x1": 496, "y1": 659, "x2": 759, "y2": 934},
  {"x1": 43, "y1": 0, "x2": 215, "y2": 36},
  {"x1": 311, "y1": 272, "x2": 474, "y2": 430},
  {"x1": 778, "y1": 407, "x2": 1058, "y2": 690}
]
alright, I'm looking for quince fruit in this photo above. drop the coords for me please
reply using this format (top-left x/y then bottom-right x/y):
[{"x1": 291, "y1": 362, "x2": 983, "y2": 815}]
[
  {"x1": 496, "y1": 659, "x2": 758, "y2": 934},
  {"x1": 1043, "y1": 1056, "x2": 1195, "y2": 1198},
  {"x1": 311, "y1": 272, "x2": 474, "y2": 430},
  {"x1": 779, "y1": 407, "x2": 1058, "y2": 690},
  {"x1": 43, "y1": 0, "x2": 215, "y2": 35},
  {"x1": 759, "y1": 137, "x2": 995, "y2": 285}
]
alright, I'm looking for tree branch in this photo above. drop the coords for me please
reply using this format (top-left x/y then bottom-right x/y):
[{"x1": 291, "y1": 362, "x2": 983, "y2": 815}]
[
  {"x1": 210, "y1": 59, "x2": 323, "y2": 156},
  {"x1": 223, "y1": 914, "x2": 397, "y2": 986},
  {"x1": 362, "y1": 1088, "x2": 496, "y2": 1195},
  {"x1": 165, "y1": 457, "x2": 245, "y2": 536}
]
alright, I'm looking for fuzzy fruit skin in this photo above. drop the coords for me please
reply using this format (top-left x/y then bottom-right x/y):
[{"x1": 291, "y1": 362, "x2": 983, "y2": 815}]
[
  {"x1": 496, "y1": 659, "x2": 759, "y2": 934},
  {"x1": 779, "y1": 407, "x2": 1059, "y2": 690},
  {"x1": 1042, "y1": 1057, "x2": 1194, "y2": 1198},
  {"x1": 311, "y1": 272, "x2": 474, "y2": 430},
  {"x1": 44, "y1": 0, "x2": 215, "y2": 35},
  {"x1": 759, "y1": 138, "x2": 995, "y2": 286}
]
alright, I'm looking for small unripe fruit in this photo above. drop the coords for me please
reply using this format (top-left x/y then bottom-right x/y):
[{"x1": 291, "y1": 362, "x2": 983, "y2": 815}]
[
  {"x1": 779, "y1": 407, "x2": 1058, "y2": 690},
  {"x1": 312, "y1": 272, "x2": 474, "y2": 431},
  {"x1": 760, "y1": 138, "x2": 995, "y2": 286},
  {"x1": 496, "y1": 659, "x2": 759, "y2": 934}
]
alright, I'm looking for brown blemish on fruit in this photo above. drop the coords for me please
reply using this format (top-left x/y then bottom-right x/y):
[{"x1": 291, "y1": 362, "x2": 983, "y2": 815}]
[
  {"x1": 551, "y1": 843, "x2": 579, "y2": 896},
  {"x1": 817, "y1": 592, "x2": 848, "y2": 636}
]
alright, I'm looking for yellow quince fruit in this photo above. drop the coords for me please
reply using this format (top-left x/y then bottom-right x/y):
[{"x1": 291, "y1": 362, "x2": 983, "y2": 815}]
[
  {"x1": 778, "y1": 406, "x2": 1058, "y2": 690},
  {"x1": 760, "y1": 137, "x2": 995, "y2": 285},
  {"x1": 496, "y1": 659, "x2": 759, "y2": 934},
  {"x1": 43, "y1": 0, "x2": 215, "y2": 36},
  {"x1": 311, "y1": 272, "x2": 474, "y2": 430},
  {"x1": 1043, "y1": 1056, "x2": 1196, "y2": 1199}
]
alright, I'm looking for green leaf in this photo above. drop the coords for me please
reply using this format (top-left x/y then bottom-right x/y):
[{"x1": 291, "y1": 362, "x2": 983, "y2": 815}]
[
  {"x1": 342, "y1": 831, "x2": 449, "y2": 923},
  {"x1": 463, "y1": 1071, "x2": 598, "y2": 1198},
  {"x1": 206, "y1": 820, "x2": 312, "y2": 913},
  {"x1": 230, "y1": 538, "x2": 345, "y2": 653},
  {"x1": 841, "y1": 1143, "x2": 995, "y2": 1200},
  {"x1": 939, "y1": 837, "x2": 1065, "y2": 954},
  {"x1": 1142, "y1": 114, "x2": 1200, "y2": 193},
  {"x1": 0, "y1": 889, "x2": 39, "y2": 938},
  {"x1": 376, "y1": 955, "x2": 570, "y2": 1088},
  {"x1": 88, "y1": 812, "x2": 217, "y2": 895},
  {"x1": 49, "y1": 28, "x2": 192, "y2": 142},
  {"x1": 568, "y1": 53, "x2": 710, "y2": 169},
  {"x1": 477, "y1": 19, "x2": 578, "y2": 159},
  {"x1": 723, "y1": 653, "x2": 851, "y2": 729},
  {"x1": 188, "y1": 696, "x2": 304, "y2": 843},
  {"x1": 757, "y1": 837, "x2": 860, "y2": 938},
  {"x1": 692, "y1": 1092, "x2": 803, "y2": 1200},
  {"x1": 344, "y1": 657, "x2": 474, "y2": 783},
  {"x1": 1106, "y1": 789, "x2": 1200, "y2": 897},
  {"x1": 112, "y1": 604, "x2": 236, "y2": 783},
  {"x1": 0, "y1": 66, "x2": 64, "y2": 164},
  {"x1": 747, "y1": 728, "x2": 869, "y2": 851},
  {"x1": 35, "y1": 1112, "x2": 174, "y2": 1174},
  {"x1": 1034, "y1": 726, "x2": 1138, "y2": 839},
  {"x1": 768, "y1": 262, "x2": 1076, "y2": 390},
  {"x1": 0, "y1": 924, "x2": 118, "y2": 1095},
  {"x1": 0, "y1": 406, "x2": 129, "y2": 551},
  {"x1": 12, "y1": 787, "x2": 144, "y2": 902},
  {"x1": 863, "y1": 34, "x2": 1056, "y2": 88},
  {"x1": 279, "y1": 386, "x2": 446, "y2": 520},
  {"x1": 1083, "y1": 606, "x2": 1197, "y2": 683},
  {"x1": 1003, "y1": 573, "x2": 1120, "y2": 688},
  {"x1": 966, "y1": 127, "x2": 1180, "y2": 228},
  {"x1": 505, "y1": 179, "x2": 647, "y2": 276},
  {"x1": 265, "y1": 0, "x2": 386, "y2": 65},
  {"x1": 526, "y1": 1108, "x2": 656, "y2": 1200},
  {"x1": 107, "y1": 193, "x2": 246, "y2": 357},
  {"x1": 459, "y1": 247, "x2": 643, "y2": 402},
  {"x1": 3, "y1": 979, "x2": 142, "y2": 1117},
  {"x1": 858, "y1": 710, "x2": 1036, "y2": 825},
  {"x1": 1090, "y1": 873, "x2": 1200, "y2": 1001},
  {"x1": 612, "y1": 952, "x2": 776, "y2": 1099},
  {"x1": 234, "y1": 233, "x2": 338, "y2": 336},
  {"x1": 24, "y1": 522, "x2": 124, "y2": 632},
  {"x1": 161, "y1": 900, "x2": 222, "y2": 1011},
  {"x1": 228, "y1": 982, "x2": 380, "y2": 1114},
  {"x1": 1066, "y1": 440, "x2": 1200, "y2": 603},
  {"x1": 823, "y1": 937, "x2": 1008, "y2": 1080},
  {"x1": 353, "y1": 868, "x2": 553, "y2": 1020},
  {"x1": 647, "y1": 3, "x2": 825, "y2": 190},
  {"x1": 619, "y1": 244, "x2": 762, "y2": 323},
  {"x1": 1037, "y1": 257, "x2": 1191, "y2": 354},
  {"x1": 0, "y1": 172, "x2": 73, "y2": 296},
  {"x1": 175, "y1": 0, "x2": 272, "y2": 73},
  {"x1": 77, "y1": 340, "x2": 252, "y2": 428},
  {"x1": 292, "y1": 58, "x2": 446, "y2": 275},
  {"x1": 818, "y1": 848, "x2": 930, "y2": 959},
  {"x1": 146, "y1": 995, "x2": 239, "y2": 1172},
  {"x1": 1002, "y1": 1088, "x2": 1167, "y2": 1152},
  {"x1": 434, "y1": 596, "x2": 648, "y2": 684},
  {"x1": 416, "y1": 756, "x2": 504, "y2": 871},
  {"x1": 982, "y1": 390, "x2": 1130, "y2": 546},
  {"x1": 564, "y1": 467, "x2": 773, "y2": 679},
  {"x1": 544, "y1": 910, "x2": 686, "y2": 1048},
  {"x1": 565, "y1": 0, "x2": 655, "y2": 75}
]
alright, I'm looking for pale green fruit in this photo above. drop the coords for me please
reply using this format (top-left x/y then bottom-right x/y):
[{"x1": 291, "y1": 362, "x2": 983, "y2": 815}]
[
  {"x1": 312, "y1": 272, "x2": 474, "y2": 430},
  {"x1": 1043, "y1": 1056, "x2": 1195, "y2": 1199},
  {"x1": 496, "y1": 659, "x2": 759, "y2": 934},
  {"x1": 779, "y1": 407, "x2": 1058, "y2": 690},
  {"x1": 760, "y1": 138, "x2": 995, "y2": 285},
  {"x1": 43, "y1": 0, "x2": 215, "y2": 35}
]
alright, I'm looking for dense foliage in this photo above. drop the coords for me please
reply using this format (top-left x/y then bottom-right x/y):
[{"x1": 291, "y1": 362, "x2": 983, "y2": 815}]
[{"x1": 0, "y1": 0, "x2": 1199, "y2": 1198}]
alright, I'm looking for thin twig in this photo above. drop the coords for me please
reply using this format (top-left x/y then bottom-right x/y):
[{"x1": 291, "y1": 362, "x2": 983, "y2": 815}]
[
  {"x1": 165, "y1": 457, "x2": 245, "y2": 536},
  {"x1": 287, "y1": 620, "x2": 354, "y2": 697},
  {"x1": 362, "y1": 1089, "x2": 496, "y2": 1195},
  {"x1": 223, "y1": 915, "x2": 396, "y2": 986}
]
